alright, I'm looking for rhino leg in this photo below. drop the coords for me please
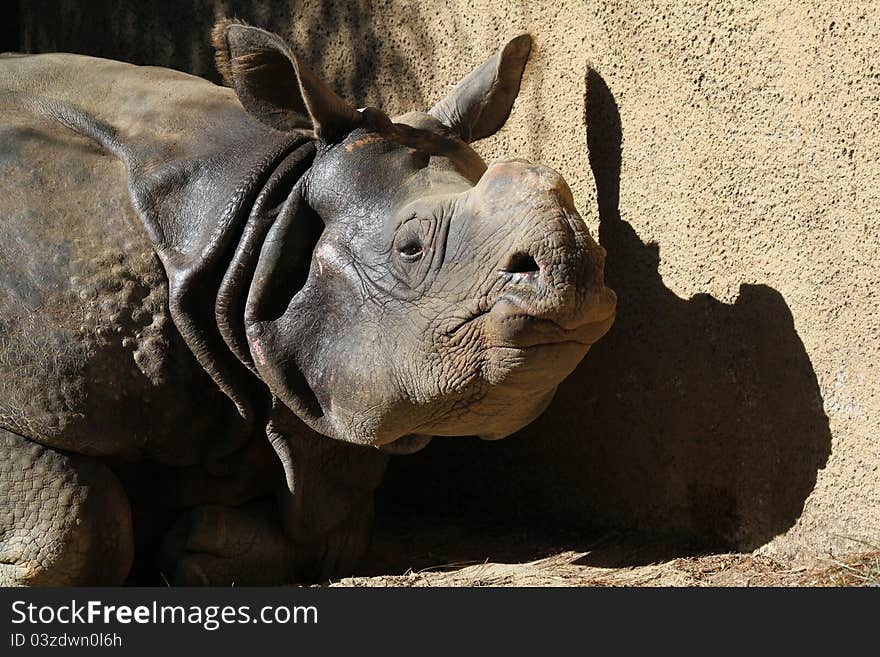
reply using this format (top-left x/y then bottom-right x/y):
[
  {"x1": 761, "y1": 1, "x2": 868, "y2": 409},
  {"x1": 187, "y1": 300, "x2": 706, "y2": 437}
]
[
  {"x1": 160, "y1": 452, "x2": 386, "y2": 586},
  {"x1": 158, "y1": 493, "x2": 376, "y2": 586},
  {"x1": 0, "y1": 429, "x2": 133, "y2": 586},
  {"x1": 159, "y1": 502, "x2": 296, "y2": 586},
  {"x1": 159, "y1": 423, "x2": 388, "y2": 586}
]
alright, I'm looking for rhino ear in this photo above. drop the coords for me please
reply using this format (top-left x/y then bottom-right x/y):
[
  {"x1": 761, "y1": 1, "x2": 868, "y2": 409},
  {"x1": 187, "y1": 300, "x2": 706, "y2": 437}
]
[
  {"x1": 212, "y1": 19, "x2": 362, "y2": 141},
  {"x1": 428, "y1": 34, "x2": 532, "y2": 142}
]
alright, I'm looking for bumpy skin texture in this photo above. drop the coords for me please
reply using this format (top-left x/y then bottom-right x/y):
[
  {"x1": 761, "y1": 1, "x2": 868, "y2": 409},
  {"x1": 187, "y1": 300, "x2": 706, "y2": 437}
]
[
  {"x1": 0, "y1": 430, "x2": 132, "y2": 585},
  {"x1": 0, "y1": 22, "x2": 614, "y2": 585}
]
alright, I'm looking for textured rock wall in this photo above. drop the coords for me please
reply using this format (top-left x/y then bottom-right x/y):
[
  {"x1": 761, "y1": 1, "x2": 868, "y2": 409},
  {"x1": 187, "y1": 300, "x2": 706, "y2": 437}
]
[{"x1": 11, "y1": 1, "x2": 879, "y2": 560}]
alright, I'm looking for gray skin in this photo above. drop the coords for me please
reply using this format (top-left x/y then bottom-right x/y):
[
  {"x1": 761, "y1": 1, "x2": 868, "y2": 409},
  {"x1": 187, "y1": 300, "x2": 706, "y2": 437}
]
[{"x1": 0, "y1": 20, "x2": 616, "y2": 586}]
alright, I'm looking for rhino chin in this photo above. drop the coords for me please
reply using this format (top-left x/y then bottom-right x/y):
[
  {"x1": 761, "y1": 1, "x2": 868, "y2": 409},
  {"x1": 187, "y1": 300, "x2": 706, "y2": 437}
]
[
  {"x1": 476, "y1": 387, "x2": 556, "y2": 440},
  {"x1": 378, "y1": 434, "x2": 434, "y2": 455}
]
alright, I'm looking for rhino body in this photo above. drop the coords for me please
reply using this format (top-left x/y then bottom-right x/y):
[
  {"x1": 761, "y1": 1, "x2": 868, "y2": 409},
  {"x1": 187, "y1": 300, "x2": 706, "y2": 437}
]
[{"x1": 0, "y1": 22, "x2": 615, "y2": 585}]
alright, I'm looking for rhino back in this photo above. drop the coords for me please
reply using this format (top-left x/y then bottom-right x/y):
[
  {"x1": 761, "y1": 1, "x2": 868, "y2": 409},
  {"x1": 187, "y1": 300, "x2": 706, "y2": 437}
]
[{"x1": 0, "y1": 62, "x2": 245, "y2": 464}]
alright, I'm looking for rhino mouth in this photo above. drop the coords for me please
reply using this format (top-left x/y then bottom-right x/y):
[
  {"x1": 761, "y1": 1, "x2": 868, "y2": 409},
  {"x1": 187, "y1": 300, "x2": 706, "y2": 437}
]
[{"x1": 486, "y1": 288, "x2": 617, "y2": 349}]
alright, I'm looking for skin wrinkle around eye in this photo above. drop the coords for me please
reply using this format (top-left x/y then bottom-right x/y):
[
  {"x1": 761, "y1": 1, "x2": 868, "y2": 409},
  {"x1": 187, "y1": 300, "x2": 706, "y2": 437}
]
[{"x1": 393, "y1": 219, "x2": 428, "y2": 262}]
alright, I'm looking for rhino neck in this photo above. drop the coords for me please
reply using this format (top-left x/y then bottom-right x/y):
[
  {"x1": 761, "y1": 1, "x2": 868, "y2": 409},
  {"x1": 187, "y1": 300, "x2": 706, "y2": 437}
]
[
  {"x1": 149, "y1": 134, "x2": 316, "y2": 467},
  {"x1": 117, "y1": 105, "x2": 317, "y2": 466},
  {"x1": 215, "y1": 140, "x2": 317, "y2": 395}
]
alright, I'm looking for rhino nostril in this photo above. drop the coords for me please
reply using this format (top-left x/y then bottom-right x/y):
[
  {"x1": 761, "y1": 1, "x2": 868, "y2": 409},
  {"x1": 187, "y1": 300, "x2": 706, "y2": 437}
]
[{"x1": 503, "y1": 252, "x2": 540, "y2": 275}]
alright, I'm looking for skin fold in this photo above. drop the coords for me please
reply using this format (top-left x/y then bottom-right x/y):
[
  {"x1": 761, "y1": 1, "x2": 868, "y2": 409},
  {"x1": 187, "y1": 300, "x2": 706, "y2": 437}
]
[{"x1": 0, "y1": 20, "x2": 615, "y2": 585}]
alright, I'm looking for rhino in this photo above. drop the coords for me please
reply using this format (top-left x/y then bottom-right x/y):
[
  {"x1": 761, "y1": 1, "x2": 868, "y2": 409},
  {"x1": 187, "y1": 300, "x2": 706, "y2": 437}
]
[{"x1": 0, "y1": 20, "x2": 616, "y2": 586}]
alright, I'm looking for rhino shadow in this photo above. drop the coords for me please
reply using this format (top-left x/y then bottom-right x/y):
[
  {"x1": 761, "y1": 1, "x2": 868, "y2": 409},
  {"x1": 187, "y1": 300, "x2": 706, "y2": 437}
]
[{"x1": 377, "y1": 68, "x2": 831, "y2": 568}]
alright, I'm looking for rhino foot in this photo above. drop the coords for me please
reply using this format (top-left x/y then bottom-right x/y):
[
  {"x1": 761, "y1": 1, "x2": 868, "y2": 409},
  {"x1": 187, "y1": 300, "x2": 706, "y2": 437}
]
[
  {"x1": 159, "y1": 503, "x2": 299, "y2": 586},
  {"x1": 0, "y1": 429, "x2": 133, "y2": 586},
  {"x1": 159, "y1": 496, "x2": 375, "y2": 586}
]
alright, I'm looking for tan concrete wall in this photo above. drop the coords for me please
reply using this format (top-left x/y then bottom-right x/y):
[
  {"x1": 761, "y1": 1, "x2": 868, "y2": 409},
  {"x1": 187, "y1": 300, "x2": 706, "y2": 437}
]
[{"x1": 17, "y1": 1, "x2": 879, "y2": 560}]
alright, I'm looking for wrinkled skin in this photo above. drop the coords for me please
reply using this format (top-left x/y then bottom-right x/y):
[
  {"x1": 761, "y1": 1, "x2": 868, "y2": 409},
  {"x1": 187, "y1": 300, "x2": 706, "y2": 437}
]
[{"x1": 0, "y1": 20, "x2": 615, "y2": 585}]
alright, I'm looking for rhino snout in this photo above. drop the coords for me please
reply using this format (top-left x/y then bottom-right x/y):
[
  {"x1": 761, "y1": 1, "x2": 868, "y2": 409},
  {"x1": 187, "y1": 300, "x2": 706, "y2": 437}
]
[{"x1": 471, "y1": 160, "x2": 617, "y2": 347}]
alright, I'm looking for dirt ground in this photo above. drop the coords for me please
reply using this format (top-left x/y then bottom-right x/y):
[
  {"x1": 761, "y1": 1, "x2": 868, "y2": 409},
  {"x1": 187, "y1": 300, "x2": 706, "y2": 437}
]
[{"x1": 329, "y1": 515, "x2": 879, "y2": 587}]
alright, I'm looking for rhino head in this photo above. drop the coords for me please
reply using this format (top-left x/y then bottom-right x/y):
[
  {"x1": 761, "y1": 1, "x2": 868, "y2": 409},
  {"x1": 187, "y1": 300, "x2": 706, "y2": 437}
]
[{"x1": 214, "y1": 22, "x2": 616, "y2": 453}]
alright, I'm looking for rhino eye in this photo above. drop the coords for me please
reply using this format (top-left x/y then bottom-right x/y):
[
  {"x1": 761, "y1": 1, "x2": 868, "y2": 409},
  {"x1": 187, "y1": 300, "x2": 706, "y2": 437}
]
[{"x1": 399, "y1": 240, "x2": 424, "y2": 261}]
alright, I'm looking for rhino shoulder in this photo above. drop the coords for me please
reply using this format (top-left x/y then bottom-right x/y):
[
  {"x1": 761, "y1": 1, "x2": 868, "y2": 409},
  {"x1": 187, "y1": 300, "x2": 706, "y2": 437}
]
[{"x1": 0, "y1": 101, "x2": 241, "y2": 464}]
